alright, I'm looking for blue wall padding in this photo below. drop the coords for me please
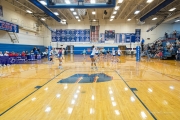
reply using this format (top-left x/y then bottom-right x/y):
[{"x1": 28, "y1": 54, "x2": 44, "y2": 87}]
[{"x1": 0, "y1": 43, "x2": 46, "y2": 53}]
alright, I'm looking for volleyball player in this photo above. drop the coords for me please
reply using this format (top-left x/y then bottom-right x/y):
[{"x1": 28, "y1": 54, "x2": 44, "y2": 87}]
[
  {"x1": 106, "y1": 48, "x2": 110, "y2": 61},
  {"x1": 49, "y1": 48, "x2": 53, "y2": 62},
  {"x1": 112, "y1": 48, "x2": 116, "y2": 62},
  {"x1": 95, "y1": 48, "x2": 99, "y2": 61},
  {"x1": 117, "y1": 48, "x2": 122, "y2": 62},
  {"x1": 82, "y1": 49, "x2": 87, "y2": 59},
  {"x1": 62, "y1": 48, "x2": 65, "y2": 60},
  {"x1": 90, "y1": 46, "x2": 97, "y2": 70},
  {"x1": 58, "y1": 48, "x2": 63, "y2": 69}
]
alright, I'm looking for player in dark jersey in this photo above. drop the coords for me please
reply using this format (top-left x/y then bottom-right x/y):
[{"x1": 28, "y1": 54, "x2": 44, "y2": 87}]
[{"x1": 58, "y1": 48, "x2": 63, "y2": 69}]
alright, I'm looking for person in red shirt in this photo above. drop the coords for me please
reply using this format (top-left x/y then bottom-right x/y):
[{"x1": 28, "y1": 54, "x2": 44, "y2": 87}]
[
  {"x1": 8, "y1": 52, "x2": 12, "y2": 57},
  {"x1": 21, "y1": 51, "x2": 26, "y2": 57}
]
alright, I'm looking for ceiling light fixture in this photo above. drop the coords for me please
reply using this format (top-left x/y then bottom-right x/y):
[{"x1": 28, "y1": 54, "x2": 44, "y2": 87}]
[
  {"x1": 75, "y1": 16, "x2": 79, "y2": 19},
  {"x1": 175, "y1": 20, "x2": 180, "y2": 22},
  {"x1": 118, "y1": 0, "x2": 123, "y2": 3},
  {"x1": 39, "y1": 0, "x2": 47, "y2": 5},
  {"x1": 169, "y1": 8, "x2": 176, "y2": 11},
  {"x1": 53, "y1": 12, "x2": 59, "y2": 15},
  {"x1": 41, "y1": 18, "x2": 46, "y2": 21},
  {"x1": 26, "y1": 10, "x2": 32, "y2": 14},
  {"x1": 110, "y1": 19, "x2": 113, "y2": 21},
  {"x1": 90, "y1": 0, "x2": 96, "y2": 3},
  {"x1": 152, "y1": 17, "x2": 157, "y2": 20},
  {"x1": 134, "y1": 10, "x2": 140, "y2": 14},
  {"x1": 70, "y1": 8, "x2": 74, "y2": 11},
  {"x1": 111, "y1": 16, "x2": 115, "y2": 19},
  {"x1": 92, "y1": 11, "x2": 96, "y2": 15},
  {"x1": 113, "y1": 11, "x2": 117, "y2": 14},
  {"x1": 127, "y1": 19, "x2": 131, "y2": 21},
  {"x1": 65, "y1": 0, "x2": 71, "y2": 4},
  {"x1": 78, "y1": 19, "x2": 81, "y2": 22},
  {"x1": 73, "y1": 12, "x2": 77, "y2": 15},
  {"x1": 114, "y1": 6, "x2": 120, "y2": 10},
  {"x1": 93, "y1": 19, "x2": 96, "y2": 21},
  {"x1": 147, "y1": 0, "x2": 153, "y2": 3}
]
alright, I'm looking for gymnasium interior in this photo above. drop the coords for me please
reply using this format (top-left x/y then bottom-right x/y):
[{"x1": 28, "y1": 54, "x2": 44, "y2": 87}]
[{"x1": 0, "y1": 0, "x2": 180, "y2": 119}]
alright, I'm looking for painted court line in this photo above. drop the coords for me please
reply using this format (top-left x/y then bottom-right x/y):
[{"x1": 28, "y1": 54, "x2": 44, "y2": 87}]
[
  {"x1": 115, "y1": 71, "x2": 157, "y2": 120},
  {"x1": 0, "y1": 69, "x2": 68, "y2": 116}
]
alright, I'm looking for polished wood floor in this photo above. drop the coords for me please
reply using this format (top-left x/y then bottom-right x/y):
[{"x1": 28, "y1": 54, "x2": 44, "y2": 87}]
[{"x1": 0, "y1": 55, "x2": 180, "y2": 120}]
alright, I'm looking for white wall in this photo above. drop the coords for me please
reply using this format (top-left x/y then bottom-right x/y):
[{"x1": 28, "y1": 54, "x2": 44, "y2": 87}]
[
  {"x1": 43, "y1": 18, "x2": 173, "y2": 47},
  {"x1": 0, "y1": 0, "x2": 176, "y2": 47},
  {"x1": 0, "y1": 0, "x2": 44, "y2": 45},
  {"x1": 172, "y1": 23, "x2": 180, "y2": 33}
]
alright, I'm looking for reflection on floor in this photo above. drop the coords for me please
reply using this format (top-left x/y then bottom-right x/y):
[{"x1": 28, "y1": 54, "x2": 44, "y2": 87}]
[{"x1": 0, "y1": 55, "x2": 180, "y2": 120}]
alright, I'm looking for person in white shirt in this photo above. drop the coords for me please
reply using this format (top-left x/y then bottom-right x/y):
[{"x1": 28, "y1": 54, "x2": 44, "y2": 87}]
[
  {"x1": 0, "y1": 51, "x2": 3, "y2": 67},
  {"x1": 62, "y1": 48, "x2": 65, "y2": 60},
  {"x1": 82, "y1": 49, "x2": 87, "y2": 59},
  {"x1": 0, "y1": 51, "x2": 3, "y2": 56},
  {"x1": 90, "y1": 46, "x2": 97, "y2": 70},
  {"x1": 49, "y1": 48, "x2": 54, "y2": 62},
  {"x1": 112, "y1": 48, "x2": 116, "y2": 62},
  {"x1": 117, "y1": 48, "x2": 122, "y2": 62},
  {"x1": 176, "y1": 48, "x2": 180, "y2": 60},
  {"x1": 95, "y1": 48, "x2": 99, "y2": 60},
  {"x1": 4, "y1": 51, "x2": 9, "y2": 56}
]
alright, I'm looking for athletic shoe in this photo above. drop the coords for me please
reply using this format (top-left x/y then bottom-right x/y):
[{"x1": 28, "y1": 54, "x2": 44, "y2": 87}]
[{"x1": 94, "y1": 67, "x2": 98, "y2": 70}]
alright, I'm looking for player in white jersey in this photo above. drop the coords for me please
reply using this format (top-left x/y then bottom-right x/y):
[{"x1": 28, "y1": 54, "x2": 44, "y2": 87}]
[
  {"x1": 90, "y1": 46, "x2": 97, "y2": 70},
  {"x1": 117, "y1": 48, "x2": 122, "y2": 62},
  {"x1": 49, "y1": 49, "x2": 54, "y2": 62},
  {"x1": 112, "y1": 48, "x2": 116, "y2": 62},
  {"x1": 95, "y1": 48, "x2": 100, "y2": 61},
  {"x1": 82, "y1": 49, "x2": 87, "y2": 59}
]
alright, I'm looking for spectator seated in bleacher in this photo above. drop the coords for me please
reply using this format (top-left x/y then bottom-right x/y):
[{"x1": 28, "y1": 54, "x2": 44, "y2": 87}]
[
  {"x1": 169, "y1": 45, "x2": 174, "y2": 52},
  {"x1": 176, "y1": 48, "x2": 180, "y2": 61},
  {"x1": 30, "y1": 50, "x2": 34, "y2": 54},
  {"x1": 0, "y1": 51, "x2": 3, "y2": 56},
  {"x1": 21, "y1": 51, "x2": 26, "y2": 57},
  {"x1": 4, "y1": 51, "x2": 9, "y2": 56}
]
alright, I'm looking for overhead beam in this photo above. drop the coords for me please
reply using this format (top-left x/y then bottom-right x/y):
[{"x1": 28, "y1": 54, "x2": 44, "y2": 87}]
[
  {"x1": 140, "y1": 0, "x2": 175, "y2": 22},
  {"x1": 163, "y1": 12, "x2": 180, "y2": 23},
  {"x1": 29, "y1": 0, "x2": 61, "y2": 22},
  {"x1": 124, "y1": 0, "x2": 144, "y2": 19},
  {"x1": 117, "y1": 1, "x2": 130, "y2": 19},
  {"x1": 57, "y1": 9, "x2": 69, "y2": 20},
  {"x1": 46, "y1": 0, "x2": 116, "y2": 9},
  {"x1": 133, "y1": 0, "x2": 165, "y2": 19}
]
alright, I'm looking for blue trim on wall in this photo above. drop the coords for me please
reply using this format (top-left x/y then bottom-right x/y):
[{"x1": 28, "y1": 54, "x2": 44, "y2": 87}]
[{"x1": 0, "y1": 43, "x2": 46, "y2": 53}]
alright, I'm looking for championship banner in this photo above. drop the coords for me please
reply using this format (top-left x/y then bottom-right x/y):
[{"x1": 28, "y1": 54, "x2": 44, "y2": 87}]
[
  {"x1": 100, "y1": 33, "x2": 105, "y2": 43},
  {"x1": 115, "y1": 33, "x2": 135, "y2": 43},
  {"x1": 51, "y1": 29, "x2": 90, "y2": 42},
  {"x1": 0, "y1": 19, "x2": 19, "y2": 33},
  {"x1": 135, "y1": 29, "x2": 141, "y2": 42},
  {"x1": 105, "y1": 30, "x2": 115, "y2": 41}
]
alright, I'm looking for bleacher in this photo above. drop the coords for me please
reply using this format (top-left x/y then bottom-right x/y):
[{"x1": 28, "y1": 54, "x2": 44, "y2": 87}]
[{"x1": 143, "y1": 31, "x2": 180, "y2": 60}]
